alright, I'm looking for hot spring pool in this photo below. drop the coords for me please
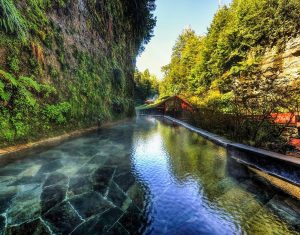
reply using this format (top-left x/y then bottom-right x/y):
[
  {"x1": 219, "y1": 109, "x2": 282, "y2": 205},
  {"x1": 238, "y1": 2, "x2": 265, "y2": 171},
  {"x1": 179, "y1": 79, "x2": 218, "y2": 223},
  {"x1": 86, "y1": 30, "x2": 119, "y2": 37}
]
[{"x1": 0, "y1": 116, "x2": 299, "y2": 234}]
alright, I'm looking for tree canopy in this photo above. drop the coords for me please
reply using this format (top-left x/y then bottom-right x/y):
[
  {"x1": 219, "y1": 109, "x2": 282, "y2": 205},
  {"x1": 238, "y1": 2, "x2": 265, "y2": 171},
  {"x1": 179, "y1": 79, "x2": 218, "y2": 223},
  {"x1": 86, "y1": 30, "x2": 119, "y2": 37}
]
[
  {"x1": 160, "y1": 0, "x2": 300, "y2": 112},
  {"x1": 134, "y1": 69, "x2": 159, "y2": 105}
]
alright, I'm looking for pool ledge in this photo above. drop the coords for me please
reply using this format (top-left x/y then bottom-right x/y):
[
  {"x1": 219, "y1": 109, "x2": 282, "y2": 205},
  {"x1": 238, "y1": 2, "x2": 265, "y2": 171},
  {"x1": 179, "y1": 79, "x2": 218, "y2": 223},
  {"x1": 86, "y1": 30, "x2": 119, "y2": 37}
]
[{"x1": 163, "y1": 116, "x2": 300, "y2": 167}]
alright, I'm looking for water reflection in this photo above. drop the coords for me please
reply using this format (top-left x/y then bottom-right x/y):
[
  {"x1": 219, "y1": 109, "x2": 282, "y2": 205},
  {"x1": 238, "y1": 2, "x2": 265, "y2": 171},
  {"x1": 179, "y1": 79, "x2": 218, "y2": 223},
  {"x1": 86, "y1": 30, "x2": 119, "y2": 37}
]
[
  {"x1": 0, "y1": 116, "x2": 299, "y2": 234},
  {"x1": 132, "y1": 116, "x2": 300, "y2": 234}
]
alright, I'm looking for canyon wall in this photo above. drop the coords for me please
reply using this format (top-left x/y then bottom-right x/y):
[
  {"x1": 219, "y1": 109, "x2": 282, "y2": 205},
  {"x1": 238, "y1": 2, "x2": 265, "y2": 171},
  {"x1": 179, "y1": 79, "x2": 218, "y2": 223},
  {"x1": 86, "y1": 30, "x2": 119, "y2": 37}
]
[{"x1": 0, "y1": 0, "x2": 155, "y2": 146}]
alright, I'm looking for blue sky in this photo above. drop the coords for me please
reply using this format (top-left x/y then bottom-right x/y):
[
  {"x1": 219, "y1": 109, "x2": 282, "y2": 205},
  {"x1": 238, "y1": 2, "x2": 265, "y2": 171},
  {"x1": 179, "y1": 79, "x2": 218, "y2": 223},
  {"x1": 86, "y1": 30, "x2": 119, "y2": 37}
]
[{"x1": 136, "y1": 0, "x2": 232, "y2": 79}]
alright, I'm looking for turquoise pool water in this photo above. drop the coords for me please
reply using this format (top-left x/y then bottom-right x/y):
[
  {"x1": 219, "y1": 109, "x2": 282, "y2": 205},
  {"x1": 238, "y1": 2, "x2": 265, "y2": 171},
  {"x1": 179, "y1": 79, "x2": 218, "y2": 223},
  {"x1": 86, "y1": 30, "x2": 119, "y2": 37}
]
[{"x1": 0, "y1": 116, "x2": 299, "y2": 234}]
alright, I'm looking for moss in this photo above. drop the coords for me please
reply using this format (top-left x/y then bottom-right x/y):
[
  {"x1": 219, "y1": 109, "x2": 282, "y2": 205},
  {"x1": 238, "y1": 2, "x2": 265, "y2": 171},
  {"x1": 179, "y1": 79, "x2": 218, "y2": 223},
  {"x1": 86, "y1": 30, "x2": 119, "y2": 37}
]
[{"x1": 0, "y1": 0, "x2": 155, "y2": 147}]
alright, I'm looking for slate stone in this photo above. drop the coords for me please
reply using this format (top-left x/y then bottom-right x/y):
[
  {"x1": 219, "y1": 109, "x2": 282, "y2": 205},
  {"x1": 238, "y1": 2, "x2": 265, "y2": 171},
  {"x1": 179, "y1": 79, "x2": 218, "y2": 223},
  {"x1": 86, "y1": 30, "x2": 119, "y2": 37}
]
[
  {"x1": 79, "y1": 147, "x2": 99, "y2": 156},
  {"x1": 69, "y1": 191, "x2": 112, "y2": 219},
  {"x1": 92, "y1": 167, "x2": 115, "y2": 194},
  {"x1": 39, "y1": 150, "x2": 65, "y2": 160},
  {"x1": 119, "y1": 204, "x2": 145, "y2": 233},
  {"x1": 114, "y1": 172, "x2": 135, "y2": 192},
  {"x1": 0, "y1": 215, "x2": 5, "y2": 235},
  {"x1": 106, "y1": 222, "x2": 129, "y2": 235},
  {"x1": 127, "y1": 184, "x2": 145, "y2": 211},
  {"x1": 87, "y1": 154, "x2": 107, "y2": 165},
  {"x1": 76, "y1": 165, "x2": 97, "y2": 176},
  {"x1": 267, "y1": 195, "x2": 300, "y2": 229},
  {"x1": 43, "y1": 202, "x2": 82, "y2": 235},
  {"x1": 0, "y1": 167, "x2": 25, "y2": 176},
  {"x1": 7, "y1": 186, "x2": 42, "y2": 225},
  {"x1": 107, "y1": 182, "x2": 128, "y2": 208},
  {"x1": 41, "y1": 184, "x2": 67, "y2": 214},
  {"x1": 70, "y1": 207, "x2": 124, "y2": 235},
  {"x1": 105, "y1": 155, "x2": 131, "y2": 168},
  {"x1": 0, "y1": 189, "x2": 16, "y2": 214},
  {"x1": 68, "y1": 176, "x2": 93, "y2": 196},
  {"x1": 241, "y1": 179, "x2": 276, "y2": 204},
  {"x1": 5, "y1": 218, "x2": 51, "y2": 235},
  {"x1": 9, "y1": 175, "x2": 46, "y2": 186},
  {"x1": 38, "y1": 160, "x2": 63, "y2": 174},
  {"x1": 43, "y1": 172, "x2": 68, "y2": 188}
]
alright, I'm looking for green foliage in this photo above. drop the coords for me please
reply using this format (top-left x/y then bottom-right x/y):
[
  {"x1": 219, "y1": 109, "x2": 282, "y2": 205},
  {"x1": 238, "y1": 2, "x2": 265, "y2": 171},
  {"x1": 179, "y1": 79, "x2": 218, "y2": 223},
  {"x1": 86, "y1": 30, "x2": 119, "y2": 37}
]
[
  {"x1": 161, "y1": 0, "x2": 300, "y2": 109},
  {"x1": 0, "y1": 0, "x2": 156, "y2": 146},
  {"x1": 43, "y1": 102, "x2": 71, "y2": 124},
  {"x1": 160, "y1": 0, "x2": 300, "y2": 149},
  {"x1": 0, "y1": 0, "x2": 27, "y2": 41},
  {"x1": 134, "y1": 69, "x2": 159, "y2": 105}
]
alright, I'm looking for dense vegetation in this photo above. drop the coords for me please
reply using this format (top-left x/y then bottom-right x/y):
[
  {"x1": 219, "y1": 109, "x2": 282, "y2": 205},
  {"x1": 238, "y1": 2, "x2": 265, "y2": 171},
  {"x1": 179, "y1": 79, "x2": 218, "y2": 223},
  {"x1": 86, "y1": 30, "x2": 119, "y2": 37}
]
[
  {"x1": 0, "y1": 0, "x2": 156, "y2": 146},
  {"x1": 134, "y1": 69, "x2": 159, "y2": 105},
  {"x1": 160, "y1": 0, "x2": 300, "y2": 149}
]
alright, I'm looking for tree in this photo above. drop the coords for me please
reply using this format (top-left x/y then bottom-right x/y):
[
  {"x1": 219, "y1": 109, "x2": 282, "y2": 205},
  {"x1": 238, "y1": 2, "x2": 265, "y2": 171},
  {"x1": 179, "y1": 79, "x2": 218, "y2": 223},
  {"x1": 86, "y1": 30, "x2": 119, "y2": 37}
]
[{"x1": 134, "y1": 69, "x2": 159, "y2": 105}]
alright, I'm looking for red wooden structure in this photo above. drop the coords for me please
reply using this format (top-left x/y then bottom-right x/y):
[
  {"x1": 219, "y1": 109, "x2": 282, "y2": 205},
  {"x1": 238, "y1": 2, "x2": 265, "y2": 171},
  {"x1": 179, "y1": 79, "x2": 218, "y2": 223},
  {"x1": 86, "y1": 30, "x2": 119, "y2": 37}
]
[
  {"x1": 139, "y1": 95, "x2": 194, "y2": 117},
  {"x1": 270, "y1": 113, "x2": 300, "y2": 127}
]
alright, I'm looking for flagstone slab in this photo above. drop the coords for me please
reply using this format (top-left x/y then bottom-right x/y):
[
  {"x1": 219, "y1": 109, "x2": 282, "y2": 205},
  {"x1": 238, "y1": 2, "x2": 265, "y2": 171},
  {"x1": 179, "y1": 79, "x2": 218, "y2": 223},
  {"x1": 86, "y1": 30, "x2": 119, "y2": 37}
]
[
  {"x1": 7, "y1": 186, "x2": 42, "y2": 226},
  {"x1": 43, "y1": 202, "x2": 82, "y2": 235},
  {"x1": 119, "y1": 203, "x2": 145, "y2": 233},
  {"x1": 5, "y1": 218, "x2": 51, "y2": 235},
  {"x1": 92, "y1": 166, "x2": 116, "y2": 194},
  {"x1": 70, "y1": 207, "x2": 124, "y2": 235},
  {"x1": 107, "y1": 182, "x2": 128, "y2": 208},
  {"x1": 41, "y1": 184, "x2": 67, "y2": 214},
  {"x1": 37, "y1": 159, "x2": 63, "y2": 174},
  {"x1": 43, "y1": 172, "x2": 68, "y2": 188},
  {"x1": 0, "y1": 187, "x2": 17, "y2": 214},
  {"x1": 69, "y1": 191, "x2": 112, "y2": 219},
  {"x1": 68, "y1": 176, "x2": 94, "y2": 196},
  {"x1": 0, "y1": 215, "x2": 5, "y2": 235}
]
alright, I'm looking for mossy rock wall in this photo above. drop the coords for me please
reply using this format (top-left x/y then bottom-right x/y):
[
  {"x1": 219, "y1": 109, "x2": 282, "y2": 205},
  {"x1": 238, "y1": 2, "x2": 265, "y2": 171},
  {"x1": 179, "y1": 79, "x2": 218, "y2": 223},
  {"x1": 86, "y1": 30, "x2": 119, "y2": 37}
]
[{"x1": 0, "y1": 0, "x2": 154, "y2": 146}]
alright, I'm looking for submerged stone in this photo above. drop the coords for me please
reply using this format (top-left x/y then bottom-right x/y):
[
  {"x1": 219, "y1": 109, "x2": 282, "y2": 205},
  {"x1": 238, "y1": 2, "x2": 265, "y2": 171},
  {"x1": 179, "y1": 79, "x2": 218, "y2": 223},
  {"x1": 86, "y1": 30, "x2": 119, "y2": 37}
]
[
  {"x1": 92, "y1": 166, "x2": 115, "y2": 194},
  {"x1": 127, "y1": 183, "x2": 146, "y2": 211},
  {"x1": 107, "y1": 182, "x2": 128, "y2": 208},
  {"x1": 106, "y1": 222, "x2": 129, "y2": 235},
  {"x1": 0, "y1": 215, "x2": 5, "y2": 234},
  {"x1": 267, "y1": 195, "x2": 300, "y2": 229},
  {"x1": 41, "y1": 184, "x2": 67, "y2": 214},
  {"x1": 119, "y1": 203, "x2": 145, "y2": 233},
  {"x1": 38, "y1": 160, "x2": 63, "y2": 174},
  {"x1": 0, "y1": 187, "x2": 17, "y2": 214},
  {"x1": 43, "y1": 202, "x2": 82, "y2": 235},
  {"x1": 114, "y1": 171, "x2": 136, "y2": 192},
  {"x1": 0, "y1": 167, "x2": 25, "y2": 176},
  {"x1": 87, "y1": 154, "x2": 108, "y2": 165},
  {"x1": 68, "y1": 176, "x2": 93, "y2": 196},
  {"x1": 76, "y1": 165, "x2": 98, "y2": 176},
  {"x1": 9, "y1": 175, "x2": 46, "y2": 186},
  {"x1": 43, "y1": 172, "x2": 68, "y2": 188},
  {"x1": 70, "y1": 207, "x2": 123, "y2": 235},
  {"x1": 69, "y1": 191, "x2": 112, "y2": 219},
  {"x1": 7, "y1": 186, "x2": 42, "y2": 226},
  {"x1": 5, "y1": 218, "x2": 51, "y2": 235}
]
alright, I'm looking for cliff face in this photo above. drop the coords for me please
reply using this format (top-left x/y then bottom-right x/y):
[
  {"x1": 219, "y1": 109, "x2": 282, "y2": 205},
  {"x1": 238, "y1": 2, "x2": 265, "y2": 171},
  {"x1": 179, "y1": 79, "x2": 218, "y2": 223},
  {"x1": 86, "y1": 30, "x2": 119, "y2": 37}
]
[
  {"x1": 262, "y1": 37, "x2": 300, "y2": 86},
  {"x1": 0, "y1": 0, "x2": 155, "y2": 146}
]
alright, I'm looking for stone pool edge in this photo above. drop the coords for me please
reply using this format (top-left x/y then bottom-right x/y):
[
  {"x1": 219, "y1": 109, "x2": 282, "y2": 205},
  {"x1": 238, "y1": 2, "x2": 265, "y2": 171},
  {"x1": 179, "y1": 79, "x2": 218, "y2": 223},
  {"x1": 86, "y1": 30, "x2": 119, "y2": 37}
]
[
  {"x1": 161, "y1": 115, "x2": 300, "y2": 167},
  {"x1": 156, "y1": 115, "x2": 300, "y2": 190},
  {"x1": 0, "y1": 118, "x2": 132, "y2": 161}
]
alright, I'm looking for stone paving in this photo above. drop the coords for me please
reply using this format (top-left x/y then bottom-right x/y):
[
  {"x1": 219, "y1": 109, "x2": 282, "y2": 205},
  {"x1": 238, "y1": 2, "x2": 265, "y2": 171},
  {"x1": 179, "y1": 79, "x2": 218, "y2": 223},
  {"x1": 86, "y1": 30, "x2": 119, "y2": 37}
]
[{"x1": 0, "y1": 125, "x2": 145, "y2": 235}]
